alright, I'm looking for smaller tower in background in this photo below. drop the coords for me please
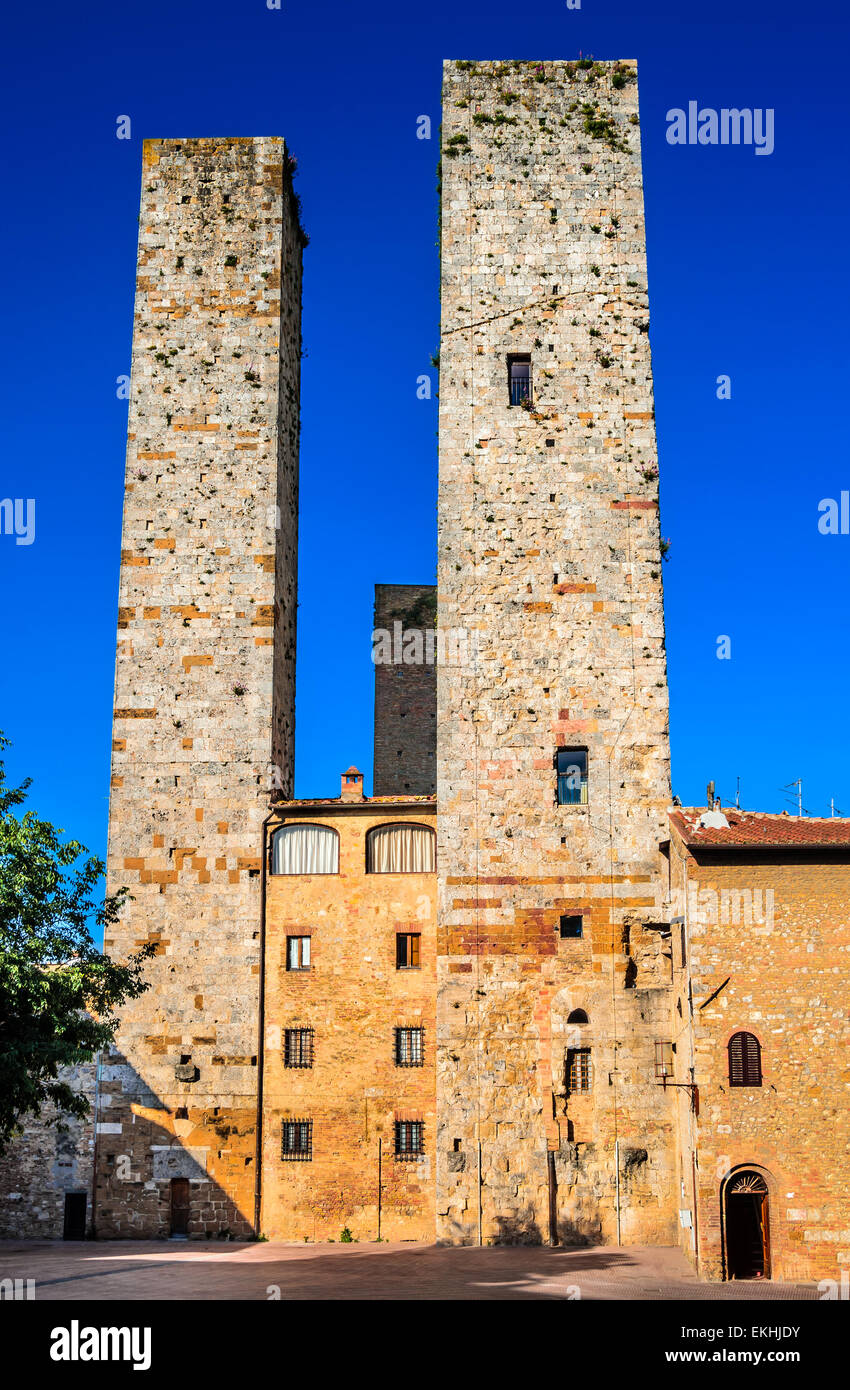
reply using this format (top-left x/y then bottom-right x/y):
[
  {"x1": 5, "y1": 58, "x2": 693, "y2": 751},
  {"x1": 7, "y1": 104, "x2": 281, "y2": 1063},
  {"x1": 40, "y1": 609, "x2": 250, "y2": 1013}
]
[{"x1": 373, "y1": 584, "x2": 437, "y2": 796}]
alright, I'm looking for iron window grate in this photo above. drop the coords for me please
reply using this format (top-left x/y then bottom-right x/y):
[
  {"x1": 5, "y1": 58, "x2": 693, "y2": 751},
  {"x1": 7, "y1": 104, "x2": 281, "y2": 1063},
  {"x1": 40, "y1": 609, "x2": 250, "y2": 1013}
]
[
  {"x1": 394, "y1": 1027, "x2": 425, "y2": 1067},
  {"x1": 281, "y1": 1119, "x2": 313, "y2": 1161},
  {"x1": 566, "y1": 1047, "x2": 592, "y2": 1095},
  {"x1": 394, "y1": 1120, "x2": 424, "y2": 1160},
  {"x1": 284, "y1": 1028, "x2": 314, "y2": 1069}
]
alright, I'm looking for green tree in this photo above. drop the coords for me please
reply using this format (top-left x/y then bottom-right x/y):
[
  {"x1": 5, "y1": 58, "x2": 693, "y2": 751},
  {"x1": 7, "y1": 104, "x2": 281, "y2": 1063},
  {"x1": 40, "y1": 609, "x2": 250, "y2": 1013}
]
[{"x1": 0, "y1": 732, "x2": 152, "y2": 1153}]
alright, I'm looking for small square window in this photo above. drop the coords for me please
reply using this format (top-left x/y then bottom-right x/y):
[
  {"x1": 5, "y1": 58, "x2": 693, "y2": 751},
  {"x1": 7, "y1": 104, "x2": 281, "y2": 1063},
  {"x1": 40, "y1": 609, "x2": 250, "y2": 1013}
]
[
  {"x1": 507, "y1": 354, "x2": 531, "y2": 406},
  {"x1": 560, "y1": 914, "x2": 583, "y2": 939},
  {"x1": 395, "y1": 1027, "x2": 424, "y2": 1067},
  {"x1": 394, "y1": 1120, "x2": 424, "y2": 1159},
  {"x1": 557, "y1": 747, "x2": 588, "y2": 805},
  {"x1": 284, "y1": 1028, "x2": 314, "y2": 1068},
  {"x1": 281, "y1": 1119, "x2": 312, "y2": 1161},
  {"x1": 286, "y1": 936, "x2": 311, "y2": 971},
  {"x1": 396, "y1": 933, "x2": 421, "y2": 969}
]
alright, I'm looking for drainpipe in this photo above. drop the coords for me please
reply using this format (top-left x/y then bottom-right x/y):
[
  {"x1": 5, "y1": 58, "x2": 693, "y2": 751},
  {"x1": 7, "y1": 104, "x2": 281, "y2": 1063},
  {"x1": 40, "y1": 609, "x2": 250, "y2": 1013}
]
[
  {"x1": 615, "y1": 1138, "x2": 621, "y2": 1245},
  {"x1": 691, "y1": 1150, "x2": 700, "y2": 1274},
  {"x1": 477, "y1": 1140, "x2": 483, "y2": 1246},
  {"x1": 89, "y1": 1049, "x2": 102, "y2": 1239},
  {"x1": 253, "y1": 808, "x2": 277, "y2": 1237},
  {"x1": 547, "y1": 1150, "x2": 559, "y2": 1246}
]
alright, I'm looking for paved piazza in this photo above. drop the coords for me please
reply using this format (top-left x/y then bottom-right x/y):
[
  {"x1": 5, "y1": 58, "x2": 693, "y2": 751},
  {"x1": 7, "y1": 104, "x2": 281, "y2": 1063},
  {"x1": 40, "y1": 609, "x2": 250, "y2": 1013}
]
[{"x1": 0, "y1": 1241, "x2": 821, "y2": 1301}]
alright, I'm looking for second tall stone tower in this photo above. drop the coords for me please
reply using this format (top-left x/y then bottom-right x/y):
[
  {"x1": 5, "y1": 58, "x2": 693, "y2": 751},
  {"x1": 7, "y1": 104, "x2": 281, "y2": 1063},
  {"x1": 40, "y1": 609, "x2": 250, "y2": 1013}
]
[{"x1": 436, "y1": 61, "x2": 677, "y2": 1245}]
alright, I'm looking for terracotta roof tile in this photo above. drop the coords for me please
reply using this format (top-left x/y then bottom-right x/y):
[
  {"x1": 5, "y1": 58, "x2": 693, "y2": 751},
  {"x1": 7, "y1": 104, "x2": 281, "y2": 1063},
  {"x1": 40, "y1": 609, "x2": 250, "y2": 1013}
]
[
  {"x1": 272, "y1": 794, "x2": 436, "y2": 808},
  {"x1": 669, "y1": 808, "x2": 850, "y2": 848}
]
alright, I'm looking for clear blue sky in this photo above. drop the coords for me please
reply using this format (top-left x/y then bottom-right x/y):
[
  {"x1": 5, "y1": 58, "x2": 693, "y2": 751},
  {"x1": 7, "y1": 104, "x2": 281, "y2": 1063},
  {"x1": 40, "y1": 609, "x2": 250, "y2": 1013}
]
[{"x1": 1, "y1": 0, "x2": 849, "y2": 864}]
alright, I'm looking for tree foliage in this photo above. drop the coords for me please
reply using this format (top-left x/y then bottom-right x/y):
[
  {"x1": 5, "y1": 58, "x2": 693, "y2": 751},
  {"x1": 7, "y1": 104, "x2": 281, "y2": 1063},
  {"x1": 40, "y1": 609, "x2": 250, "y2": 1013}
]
[{"x1": 0, "y1": 733, "x2": 152, "y2": 1153}]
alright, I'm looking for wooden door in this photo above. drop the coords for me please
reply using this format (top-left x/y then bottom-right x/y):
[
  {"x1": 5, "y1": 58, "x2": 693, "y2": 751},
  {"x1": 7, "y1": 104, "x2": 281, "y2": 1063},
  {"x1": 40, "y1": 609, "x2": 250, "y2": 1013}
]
[
  {"x1": 63, "y1": 1191, "x2": 87, "y2": 1240},
  {"x1": 170, "y1": 1177, "x2": 190, "y2": 1236}
]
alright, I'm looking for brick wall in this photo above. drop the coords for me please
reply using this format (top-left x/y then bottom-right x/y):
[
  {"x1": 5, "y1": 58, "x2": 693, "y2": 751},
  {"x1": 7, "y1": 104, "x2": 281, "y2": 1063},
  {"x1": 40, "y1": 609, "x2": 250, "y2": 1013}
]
[
  {"x1": 261, "y1": 801, "x2": 436, "y2": 1240},
  {"x1": 436, "y1": 59, "x2": 676, "y2": 1245},
  {"x1": 669, "y1": 832, "x2": 850, "y2": 1282}
]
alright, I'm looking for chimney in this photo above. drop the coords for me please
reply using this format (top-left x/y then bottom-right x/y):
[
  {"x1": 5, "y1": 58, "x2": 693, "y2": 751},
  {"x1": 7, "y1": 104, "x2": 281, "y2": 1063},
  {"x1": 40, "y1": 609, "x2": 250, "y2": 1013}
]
[{"x1": 340, "y1": 766, "x2": 364, "y2": 802}]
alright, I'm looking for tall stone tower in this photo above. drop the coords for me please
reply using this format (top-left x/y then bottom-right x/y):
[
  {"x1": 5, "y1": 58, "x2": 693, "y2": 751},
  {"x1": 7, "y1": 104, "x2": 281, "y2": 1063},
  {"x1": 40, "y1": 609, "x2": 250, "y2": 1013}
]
[
  {"x1": 436, "y1": 61, "x2": 677, "y2": 1245},
  {"x1": 98, "y1": 138, "x2": 303, "y2": 1237}
]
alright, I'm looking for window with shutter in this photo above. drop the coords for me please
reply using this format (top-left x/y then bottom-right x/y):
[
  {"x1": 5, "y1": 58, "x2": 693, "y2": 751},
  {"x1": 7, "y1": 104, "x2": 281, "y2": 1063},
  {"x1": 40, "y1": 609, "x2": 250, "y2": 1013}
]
[{"x1": 728, "y1": 1031, "x2": 762, "y2": 1087}]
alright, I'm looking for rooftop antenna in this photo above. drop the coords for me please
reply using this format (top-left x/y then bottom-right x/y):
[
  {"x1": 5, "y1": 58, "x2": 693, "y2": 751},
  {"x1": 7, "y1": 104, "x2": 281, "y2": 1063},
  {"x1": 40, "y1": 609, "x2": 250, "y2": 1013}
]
[
  {"x1": 781, "y1": 778, "x2": 803, "y2": 817},
  {"x1": 830, "y1": 798, "x2": 844, "y2": 818},
  {"x1": 735, "y1": 776, "x2": 741, "y2": 810}
]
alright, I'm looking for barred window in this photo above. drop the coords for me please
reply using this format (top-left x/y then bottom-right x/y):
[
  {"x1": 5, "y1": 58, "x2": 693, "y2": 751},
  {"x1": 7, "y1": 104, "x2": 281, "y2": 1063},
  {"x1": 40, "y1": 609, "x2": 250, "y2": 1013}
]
[
  {"x1": 394, "y1": 1120, "x2": 424, "y2": 1159},
  {"x1": 281, "y1": 1119, "x2": 312, "y2": 1161},
  {"x1": 396, "y1": 933, "x2": 421, "y2": 970},
  {"x1": 286, "y1": 936, "x2": 311, "y2": 971},
  {"x1": 566, "y1": 1047, "x2": 592, "y2": 1095},
  {"x1": 395, "y1": 1027, "x2": 424, "y2": 1067},
  {"x1": 728, "y1": 1031, "x2": 762, "y2": 1087},
  {"x1": 284, "y1": 1028, "x2": 314, "y2": 1068},
  {"x1": 655, "y1": 1040, "x2": 674, "y2": 1079}
]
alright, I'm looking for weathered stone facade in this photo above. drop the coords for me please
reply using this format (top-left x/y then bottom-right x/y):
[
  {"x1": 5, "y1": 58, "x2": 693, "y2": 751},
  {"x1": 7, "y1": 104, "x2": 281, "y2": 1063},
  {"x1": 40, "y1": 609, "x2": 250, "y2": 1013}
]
[
  {"x1": 1, "y1": 68, "x2": 848, "y2": 1287},
  {"x1": 435, "y1": 59, "x2": 676, "y2": 1245},
  {"x1": 0, "y1": 1064, "x2": 96, "y2": 1239},
  {"x1": 95, "y1": 137, "x2": 303, "y2": 1237},
  {"x1": 668, "y1": 811, "x2": 850, "y2": 1283},
  {"x1": 373, "y1": 584, "x2": 437, "y2": 796}
]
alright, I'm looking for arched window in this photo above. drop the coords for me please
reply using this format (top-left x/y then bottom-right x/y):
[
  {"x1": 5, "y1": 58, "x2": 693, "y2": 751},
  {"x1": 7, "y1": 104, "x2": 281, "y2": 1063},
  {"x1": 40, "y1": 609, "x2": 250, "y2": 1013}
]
[
  {"x1": 366, "y1": 822, "x2": 435, "y2": 874},
  {"x1": 567, "y1": 1008, "x2": 588, "y2": 1025},
  {"x1": 271, "y1": 824, "x2": 339, "y2": 875},
  {"x1": 728, "y1": 1031, "x2": 762, "y2": 1087}
]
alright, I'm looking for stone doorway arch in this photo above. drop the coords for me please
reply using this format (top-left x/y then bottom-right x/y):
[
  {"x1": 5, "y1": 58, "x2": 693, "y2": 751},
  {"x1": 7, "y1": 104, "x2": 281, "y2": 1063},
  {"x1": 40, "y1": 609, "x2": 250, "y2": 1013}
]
[{"x1": 722, "y1": 1168, "x2": 771, "y2": 1279}]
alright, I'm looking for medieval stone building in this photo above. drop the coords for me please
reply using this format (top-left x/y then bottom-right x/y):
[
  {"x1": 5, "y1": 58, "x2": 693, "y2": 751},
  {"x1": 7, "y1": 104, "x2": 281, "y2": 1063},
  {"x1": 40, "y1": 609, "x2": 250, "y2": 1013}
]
[{"x1": 1, "y1": 61, "x2": 848, "y2": 1285}]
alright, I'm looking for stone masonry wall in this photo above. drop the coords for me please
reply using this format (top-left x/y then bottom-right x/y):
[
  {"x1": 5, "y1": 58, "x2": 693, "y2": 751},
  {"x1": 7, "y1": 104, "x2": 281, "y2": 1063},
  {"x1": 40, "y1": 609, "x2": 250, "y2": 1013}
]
[
  {"x1": 0, "y1": 1064, "x2": 96, "y2": 1239},
  {"x1": 262, "y1": 804, "x2": 436, "y2": 1240},
  {"x1": 373, "y1": 584, "x2": 437, "y2": 796},
  {"x1": 97, "y1": 138, "x2": 302, "y2": 1238},
  {"x1": 669, "y1": 835, "x2": 850, "y2": 1282},
  {"x1": 436, "y1": 60, "x2": 676, "y2": 1245}
]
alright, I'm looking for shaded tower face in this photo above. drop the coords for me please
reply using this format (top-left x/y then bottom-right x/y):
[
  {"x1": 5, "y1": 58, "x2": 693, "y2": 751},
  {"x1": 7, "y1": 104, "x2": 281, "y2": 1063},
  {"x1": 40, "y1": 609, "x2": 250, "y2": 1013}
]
[
  {"x1": 100, "y1": 138, "x2": 302, "y2": 1237},
  {"x1": 436, "y1": 61, "x2": 675, "y2": 1246},
  {"x1": 373, "y1": 584, "x2": 437, "y2": 797}
]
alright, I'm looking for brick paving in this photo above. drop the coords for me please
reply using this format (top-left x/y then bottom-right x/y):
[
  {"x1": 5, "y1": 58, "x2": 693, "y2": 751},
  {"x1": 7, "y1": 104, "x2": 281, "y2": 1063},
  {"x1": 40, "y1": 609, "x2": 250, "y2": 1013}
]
[{"x1": 0, "y1": 1241, "x2": 821, "y2": 1300}]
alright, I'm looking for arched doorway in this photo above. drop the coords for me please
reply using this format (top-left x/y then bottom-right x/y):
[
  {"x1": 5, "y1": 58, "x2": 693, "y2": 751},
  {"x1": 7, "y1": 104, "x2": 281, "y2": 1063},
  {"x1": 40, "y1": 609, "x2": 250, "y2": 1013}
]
[{"x1": 724, "y1": 1170, "x2": 771, "y2": 1279}]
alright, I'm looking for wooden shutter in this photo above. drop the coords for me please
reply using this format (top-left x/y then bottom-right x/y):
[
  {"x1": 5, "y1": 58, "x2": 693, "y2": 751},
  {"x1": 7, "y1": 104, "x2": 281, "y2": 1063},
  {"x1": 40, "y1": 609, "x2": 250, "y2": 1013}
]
[{"x1": 729, "y1": 1031, "x2": 762, "y2": 1086}]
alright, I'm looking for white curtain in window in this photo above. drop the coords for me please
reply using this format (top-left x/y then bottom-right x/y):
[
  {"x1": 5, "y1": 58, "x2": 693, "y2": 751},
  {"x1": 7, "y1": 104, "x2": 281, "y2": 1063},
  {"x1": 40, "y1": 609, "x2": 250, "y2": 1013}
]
[
  {"x1": 273, "y1": 824, "x2": 338, "y2": 875},
  {"x1": 367, "y1": 823, "x2": 435, "y2": 873}
]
